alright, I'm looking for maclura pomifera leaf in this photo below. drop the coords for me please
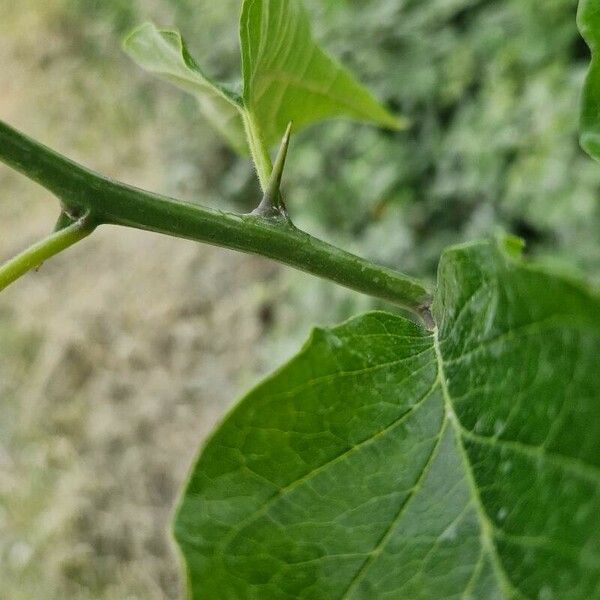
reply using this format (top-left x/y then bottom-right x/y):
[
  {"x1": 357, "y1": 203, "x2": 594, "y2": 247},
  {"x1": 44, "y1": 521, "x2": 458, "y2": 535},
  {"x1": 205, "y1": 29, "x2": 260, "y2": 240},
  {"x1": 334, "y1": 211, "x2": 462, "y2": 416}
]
[
  {"x1": 175, "y1": 240, "x2": 600, "y2": 599},
  {"x1": 578, "y1": 0, "x2": 600, "y2": 162},
  {"x1": 124, "y1": 0, "x2": 404, "y2": 154}
]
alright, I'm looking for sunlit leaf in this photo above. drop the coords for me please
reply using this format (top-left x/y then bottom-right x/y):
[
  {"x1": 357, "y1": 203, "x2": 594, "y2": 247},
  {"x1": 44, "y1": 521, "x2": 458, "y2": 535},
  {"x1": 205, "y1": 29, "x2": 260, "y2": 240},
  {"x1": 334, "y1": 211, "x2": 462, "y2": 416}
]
[{"x1": 175, "y1": 239, "x2": 600, "y2": 599}]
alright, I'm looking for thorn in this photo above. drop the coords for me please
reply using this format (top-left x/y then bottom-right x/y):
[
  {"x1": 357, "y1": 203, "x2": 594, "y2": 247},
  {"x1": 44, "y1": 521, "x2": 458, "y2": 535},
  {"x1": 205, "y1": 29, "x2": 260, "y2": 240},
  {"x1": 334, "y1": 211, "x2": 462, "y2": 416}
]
[
  {"x1": 267, "y1": 122, "x2": 292, "y2": 204},
  {"x1": 252, "y1": 122, "x2": 293, "y2": 220}
]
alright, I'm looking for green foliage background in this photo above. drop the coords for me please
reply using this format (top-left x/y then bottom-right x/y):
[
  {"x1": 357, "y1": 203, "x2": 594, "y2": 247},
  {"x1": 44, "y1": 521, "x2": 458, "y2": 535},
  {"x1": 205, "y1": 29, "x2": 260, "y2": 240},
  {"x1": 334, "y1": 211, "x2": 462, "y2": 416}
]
[{"x1": 0, "y1": 0, "x2": 598, "y2": 598}]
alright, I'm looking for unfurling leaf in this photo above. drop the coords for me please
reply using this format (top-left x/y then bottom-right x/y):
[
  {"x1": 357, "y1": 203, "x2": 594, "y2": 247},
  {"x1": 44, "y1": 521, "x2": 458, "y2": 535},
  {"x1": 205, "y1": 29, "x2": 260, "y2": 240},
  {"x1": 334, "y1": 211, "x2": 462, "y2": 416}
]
[
  {"x1": 123, "y1": 23, "x2": 248, "y2": 153},
  {"x1": 239, "y1": 0, "x2": 405, "y2": 147},
  {"x1": 175, "y1": 240, "x2": 600, "y2": 599}
]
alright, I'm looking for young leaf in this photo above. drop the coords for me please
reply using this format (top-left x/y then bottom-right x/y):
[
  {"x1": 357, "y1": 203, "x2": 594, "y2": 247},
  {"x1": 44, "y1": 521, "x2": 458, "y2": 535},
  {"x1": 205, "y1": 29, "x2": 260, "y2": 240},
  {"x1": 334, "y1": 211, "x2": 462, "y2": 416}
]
[
  {"x1": 578, "y1": 0, "x2": 600, "y2": 162},
  {"x1": 240, "y1": 0, "x2": 406, "y2": 147},
  {"x1": 123, "y1": 23, "x2": 248, "y2": 153},
  {"x1": 175, "y1": 240, "x2": 600, "y2": 599}
]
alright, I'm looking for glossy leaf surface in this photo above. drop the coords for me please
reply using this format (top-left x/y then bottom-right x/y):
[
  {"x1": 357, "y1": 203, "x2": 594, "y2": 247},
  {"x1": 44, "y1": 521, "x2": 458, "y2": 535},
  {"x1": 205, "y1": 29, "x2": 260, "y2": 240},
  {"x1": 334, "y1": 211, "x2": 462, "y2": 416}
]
[{"x1": 175, "y1": 240, "x2": 600, "y2": 599}]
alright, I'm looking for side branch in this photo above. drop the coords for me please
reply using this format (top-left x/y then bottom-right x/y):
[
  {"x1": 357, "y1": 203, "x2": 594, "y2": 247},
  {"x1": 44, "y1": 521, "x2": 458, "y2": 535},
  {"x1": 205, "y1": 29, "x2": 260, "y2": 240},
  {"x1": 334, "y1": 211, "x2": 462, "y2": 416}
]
[
  {"x1": 0, "y1": 120, "x2": 432, "y2": 318},
  {"x1": 0, "y1": 216, "x2": 95, "y2": 292}
]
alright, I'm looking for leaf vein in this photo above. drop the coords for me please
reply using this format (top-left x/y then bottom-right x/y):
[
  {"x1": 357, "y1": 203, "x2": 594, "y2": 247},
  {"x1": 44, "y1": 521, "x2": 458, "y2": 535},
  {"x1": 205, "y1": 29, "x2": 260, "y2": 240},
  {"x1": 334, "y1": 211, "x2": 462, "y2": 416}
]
[
  {"x1": 338, "y1": 402, "x2": 447, "y2": 600},
  {"x1": 434, "y1": 327, "x2": 533, "y2": 600},
  {"x1": 460, "y1": 429, "x2": 600, "y2": 486},
  {"x1": 217, "y1": 375, "x2": 441, "y2": 562}
]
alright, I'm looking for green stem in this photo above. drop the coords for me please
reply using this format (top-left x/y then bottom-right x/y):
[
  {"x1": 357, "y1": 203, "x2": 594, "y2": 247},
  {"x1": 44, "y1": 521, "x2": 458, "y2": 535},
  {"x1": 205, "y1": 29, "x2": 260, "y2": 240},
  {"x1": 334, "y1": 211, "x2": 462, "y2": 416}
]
[
  {"x1": 0, "y1": 218, "x2": 94, "y2": 292},
  {"x1": 243, "y1": 112, "x2": 273, "y2": 191},
  {"x1": 0, "y1": 120, "x2": 432, "y2": 319}
]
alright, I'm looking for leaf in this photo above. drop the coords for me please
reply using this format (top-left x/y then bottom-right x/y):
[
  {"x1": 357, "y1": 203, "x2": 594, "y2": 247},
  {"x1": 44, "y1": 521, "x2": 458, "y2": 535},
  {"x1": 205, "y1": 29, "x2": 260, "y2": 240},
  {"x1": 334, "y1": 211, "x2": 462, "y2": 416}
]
[
  {"x1": 125, "y1": 2, "x2": 404, "y2": 157},
  {"x1": 240, "y1": 0, "x2": 405, "y2": 147},
  {"x1": 123, "y1": 23, "x2": 248, "y2": 154},
  {"x1": 578, "y1": 0, "x2": 600, "y2": 162},
  {"x1": 175, "y1": 239, "x2": 600, "y2": 599}
]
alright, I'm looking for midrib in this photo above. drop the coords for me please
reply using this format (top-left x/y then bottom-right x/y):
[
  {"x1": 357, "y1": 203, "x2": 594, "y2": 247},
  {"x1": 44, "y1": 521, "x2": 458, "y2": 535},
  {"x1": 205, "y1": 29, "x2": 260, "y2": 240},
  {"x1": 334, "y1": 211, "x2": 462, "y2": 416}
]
[{"x1": 432, "y1": 326, "x2": 529, "y2": 600}]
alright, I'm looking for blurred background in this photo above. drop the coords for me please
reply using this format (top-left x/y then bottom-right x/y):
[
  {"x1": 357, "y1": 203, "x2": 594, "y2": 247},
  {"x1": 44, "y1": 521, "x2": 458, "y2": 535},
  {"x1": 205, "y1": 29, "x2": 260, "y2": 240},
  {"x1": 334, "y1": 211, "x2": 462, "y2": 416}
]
[{"x1": 0, "y1": 0, "x2": 598, "y2": 597}]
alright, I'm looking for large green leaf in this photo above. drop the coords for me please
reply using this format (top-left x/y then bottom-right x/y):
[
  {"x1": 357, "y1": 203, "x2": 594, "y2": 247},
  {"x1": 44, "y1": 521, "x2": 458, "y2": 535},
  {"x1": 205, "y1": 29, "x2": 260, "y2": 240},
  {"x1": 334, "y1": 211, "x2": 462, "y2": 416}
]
[
  {"x1": 239, "y1": 0, "x2": 405, "y2": 146},
  {"x1": 578, "y1": 0, "x2": 600, "y2": 162},
  {"x1": 123, "y1": 23, "x2": 248, "y2": 153},
  {"x1": 175, "y1": 239, "x2": 600, "y2": 599}
]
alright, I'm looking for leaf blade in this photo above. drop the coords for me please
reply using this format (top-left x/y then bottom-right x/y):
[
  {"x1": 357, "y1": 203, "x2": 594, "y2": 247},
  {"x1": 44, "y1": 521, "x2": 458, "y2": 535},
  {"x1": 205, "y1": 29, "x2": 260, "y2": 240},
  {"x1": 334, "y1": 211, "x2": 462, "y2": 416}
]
[
  {"x1": 240, "y1": 0, "x2": 406, "y2": 147},
  {"x1": 175, "y1": 240, "x2": 600, "y2": 598},
  {"x1": 124, "y1": 22, "x2": 248, "y2": 153}
]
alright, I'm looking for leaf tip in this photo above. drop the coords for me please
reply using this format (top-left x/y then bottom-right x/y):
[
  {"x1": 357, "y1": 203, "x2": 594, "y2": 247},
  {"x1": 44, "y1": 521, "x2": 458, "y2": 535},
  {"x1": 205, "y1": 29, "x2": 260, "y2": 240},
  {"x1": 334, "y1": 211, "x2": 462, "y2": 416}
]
[{"x1": 122, "y1": 21, "x2": 154, "y2": 52}]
